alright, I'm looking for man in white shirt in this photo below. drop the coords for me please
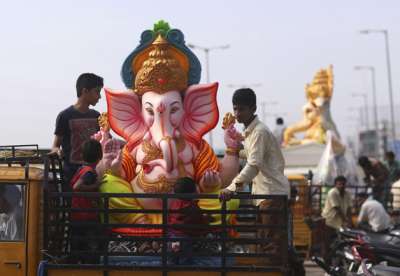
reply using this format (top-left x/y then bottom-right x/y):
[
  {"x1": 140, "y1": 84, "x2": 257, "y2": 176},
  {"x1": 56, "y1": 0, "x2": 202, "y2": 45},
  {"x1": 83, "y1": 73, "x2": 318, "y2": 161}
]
[
  {"x1": 219, "y1": 88, "x2": 290, "y2": 259},
  {"x1": 357, "y1": 192, "x2": 392, "y2": 232},
  {"x1": 320, "y1": 176, "x2": 352, "y2": 262},
  {"x1": 322, "y1": 176, "x2": 353, "y2": 230}
]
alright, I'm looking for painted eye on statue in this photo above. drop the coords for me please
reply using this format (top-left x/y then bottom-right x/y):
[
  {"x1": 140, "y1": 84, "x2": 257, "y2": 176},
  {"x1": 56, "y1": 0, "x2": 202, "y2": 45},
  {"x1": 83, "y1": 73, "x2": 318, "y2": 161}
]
[
  {"x1": 146, "y1": 108, "x2": 154, "y2": 116},
  {"x1": 170, "y1": 106, "x2": 179, "y2": 114}
]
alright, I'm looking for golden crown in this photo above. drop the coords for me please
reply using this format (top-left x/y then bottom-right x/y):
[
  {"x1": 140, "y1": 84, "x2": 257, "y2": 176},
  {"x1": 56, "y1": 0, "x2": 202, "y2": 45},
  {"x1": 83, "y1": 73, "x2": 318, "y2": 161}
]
[
  {"x1": 305, "y1": 65, "x2": 334, "y2": 98},
  {"x1": 132, "y1": 34, "x2": 189, "y2": 95}
]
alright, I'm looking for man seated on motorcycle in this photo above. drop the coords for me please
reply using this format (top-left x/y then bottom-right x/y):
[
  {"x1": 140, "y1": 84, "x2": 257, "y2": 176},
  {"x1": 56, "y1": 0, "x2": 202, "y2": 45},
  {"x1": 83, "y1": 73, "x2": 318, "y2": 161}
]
[{"x1": 356, "y1": 191, "x2": 392, "y2": 232}]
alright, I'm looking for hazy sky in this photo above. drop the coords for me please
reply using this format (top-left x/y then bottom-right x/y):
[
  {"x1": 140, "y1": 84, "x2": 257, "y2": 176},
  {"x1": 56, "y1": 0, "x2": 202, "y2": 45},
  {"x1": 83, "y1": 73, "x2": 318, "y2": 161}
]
[{"x1": 1, "y1": 0, "x2": 399, "y2": 150}]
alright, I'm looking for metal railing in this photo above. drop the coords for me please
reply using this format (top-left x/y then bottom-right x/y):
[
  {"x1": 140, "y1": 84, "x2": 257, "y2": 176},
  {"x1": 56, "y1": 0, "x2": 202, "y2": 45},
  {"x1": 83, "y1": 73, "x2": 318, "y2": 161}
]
[
  {"x1": 42, "y1": 190, "x2": 289, "y2": 274},
  {"x1": 292, "y1": 184, "x2": 400, "y2": 216}
]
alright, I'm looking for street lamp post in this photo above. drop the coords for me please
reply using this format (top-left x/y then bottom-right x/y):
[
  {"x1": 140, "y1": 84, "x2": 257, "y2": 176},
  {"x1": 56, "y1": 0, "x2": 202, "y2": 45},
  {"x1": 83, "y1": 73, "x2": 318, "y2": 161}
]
[
  {"x1": 352, "y1": 93, "x2": 369, "y2": 130},
  {"x1": 188, "y1": 43, "x2": 230, "y2": 148},
  {"x1": 354, "y1": 66, "x2": 378, "y2": 133},
  {"x1": 360, "y1": 29, "x2": 396, "y2": 141}
]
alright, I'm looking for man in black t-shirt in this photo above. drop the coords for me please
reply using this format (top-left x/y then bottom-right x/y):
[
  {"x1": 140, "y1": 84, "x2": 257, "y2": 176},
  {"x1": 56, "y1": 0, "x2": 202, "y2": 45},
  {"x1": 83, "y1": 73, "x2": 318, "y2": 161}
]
[{"x1": 49, "y1": 73, "x2": 104, "y2": 190}]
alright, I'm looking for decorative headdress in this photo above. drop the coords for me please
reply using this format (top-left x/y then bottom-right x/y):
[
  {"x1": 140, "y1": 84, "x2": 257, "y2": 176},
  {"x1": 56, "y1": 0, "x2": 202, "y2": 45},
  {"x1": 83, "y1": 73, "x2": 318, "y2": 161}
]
[
  {"x1": 121, "y1": 20, "x2": 201, "y2": 95},
  {"x1": 305, "y1": 65, "x2": 334, "y2": 99}
]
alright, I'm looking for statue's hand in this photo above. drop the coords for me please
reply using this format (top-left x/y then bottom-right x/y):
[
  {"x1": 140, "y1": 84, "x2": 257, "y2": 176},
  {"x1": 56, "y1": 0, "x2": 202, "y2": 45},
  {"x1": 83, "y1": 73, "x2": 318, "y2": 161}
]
[
  {"x1": 91, "y1": 127, "x2": 112, "y2": 148},
  {"x1": 103, "y1": 139, "x2": 122, "y2": 169},
  {"x1": 199, "y1": 169, "x2": 221, "y2": 192},
  {"x1": 224, "y1": 125, "x2": 243, "y2": 149}
]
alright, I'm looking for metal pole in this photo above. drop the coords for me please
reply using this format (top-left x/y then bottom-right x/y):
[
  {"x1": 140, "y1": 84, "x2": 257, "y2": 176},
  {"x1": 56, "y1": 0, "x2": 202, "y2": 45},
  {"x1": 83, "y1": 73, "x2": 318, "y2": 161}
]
[
  {"x1": 360, "y1": 29, "x2": 396, "y2": 140},
  {"x1": 383, "y1": 31, "x2": 396, "y2": 141},
  {"x1": 359, "y1": 107, "x2": 365, "y2": 128},
  {"x1": 188, "y1": 44, "x2": 230, "y2": 149},
  {"x1": 204, "y1": 49, "x2": 213, "y2": 148},
  {"x1": 363, "y1": 94, "x2": 370, "y2": 130},
  {"x1": 370, "y1": 68, "x2": 379, "y2": 133}
]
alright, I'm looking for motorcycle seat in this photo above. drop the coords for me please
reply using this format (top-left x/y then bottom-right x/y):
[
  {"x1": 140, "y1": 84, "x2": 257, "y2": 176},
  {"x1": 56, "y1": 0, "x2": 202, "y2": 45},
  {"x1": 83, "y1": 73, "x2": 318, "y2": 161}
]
[
  {"x1": 371, "y1": 244, "x2": 400, "y2": 256},
  {"x1": 363, "y1": 232, "x2": 400, "y2": 247}
]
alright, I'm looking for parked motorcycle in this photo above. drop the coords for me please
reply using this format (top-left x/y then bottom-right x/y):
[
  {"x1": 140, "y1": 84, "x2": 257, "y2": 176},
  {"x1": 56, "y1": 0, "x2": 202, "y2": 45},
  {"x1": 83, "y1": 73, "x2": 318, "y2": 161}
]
[
  {"x1": 311, "y1": 256, "x2": 354, "y2": 276},
  {"x1": 327, "y1": 227, "x2": 400, "y2": 273},
  {"x1": 359, "y1": 259, "x2": 400, "y2": 276}
]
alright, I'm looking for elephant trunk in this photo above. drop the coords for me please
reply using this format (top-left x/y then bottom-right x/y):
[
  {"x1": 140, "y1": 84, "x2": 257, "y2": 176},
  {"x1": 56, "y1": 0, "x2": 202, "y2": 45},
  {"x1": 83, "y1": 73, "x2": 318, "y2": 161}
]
[{"x1": 159, "y1": 136, "x2": 178, "y2": 173}]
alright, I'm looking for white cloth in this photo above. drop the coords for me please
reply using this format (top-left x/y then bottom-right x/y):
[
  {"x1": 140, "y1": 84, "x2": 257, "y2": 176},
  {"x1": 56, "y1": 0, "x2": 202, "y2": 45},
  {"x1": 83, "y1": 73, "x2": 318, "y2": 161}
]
[
  {"x1": 358, "y1": 198, "x2": 392, "y2": 232},
  {"x1": 391, "y1": 180, "x2": 400, "y2": 209},
  {"x1": 321, "y1": 187, "x2": 352, "y2": 229},
  {"x1": 226, "y1": 116, "x2": 290, "y2": 205}
]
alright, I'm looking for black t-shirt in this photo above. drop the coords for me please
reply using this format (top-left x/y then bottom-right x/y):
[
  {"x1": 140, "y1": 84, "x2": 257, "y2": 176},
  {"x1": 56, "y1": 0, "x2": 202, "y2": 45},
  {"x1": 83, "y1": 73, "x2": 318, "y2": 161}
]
[{"x1": 54, "y1": 106, "x2": 100, "y2": 166}]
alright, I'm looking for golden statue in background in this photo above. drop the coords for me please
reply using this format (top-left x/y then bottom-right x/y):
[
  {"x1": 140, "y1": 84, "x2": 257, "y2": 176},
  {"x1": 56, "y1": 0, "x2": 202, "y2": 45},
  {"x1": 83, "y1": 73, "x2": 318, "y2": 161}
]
[{"x1": 283, "y1": 65, "x2": 340, "y2": 146}]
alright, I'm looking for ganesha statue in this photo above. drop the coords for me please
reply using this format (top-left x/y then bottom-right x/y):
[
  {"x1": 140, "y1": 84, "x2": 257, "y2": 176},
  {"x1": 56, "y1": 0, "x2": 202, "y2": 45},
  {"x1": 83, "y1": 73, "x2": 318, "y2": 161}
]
[
  {"x1": 95, "y1": 21, "x2": 241, "y2": 225},
  {"x1": 283, "y1": 65, "x2": 340, "y2": 146}
]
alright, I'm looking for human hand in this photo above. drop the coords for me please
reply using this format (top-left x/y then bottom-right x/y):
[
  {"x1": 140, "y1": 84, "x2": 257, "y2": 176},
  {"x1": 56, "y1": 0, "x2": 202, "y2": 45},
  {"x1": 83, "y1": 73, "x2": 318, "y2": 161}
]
[
  {"x1": 103, "y1": 139, "x2": 122, "y2": 168},
  {"x1": 47, "y1": 148, "x2": 63, "y2": 158},
  {"x1": 219, "y1": 188, "x2": 234, "y2": 201}
]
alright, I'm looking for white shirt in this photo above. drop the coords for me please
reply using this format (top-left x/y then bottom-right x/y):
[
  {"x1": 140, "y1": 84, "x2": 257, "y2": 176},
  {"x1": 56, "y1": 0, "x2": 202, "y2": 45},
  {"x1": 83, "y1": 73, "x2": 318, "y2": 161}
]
[
  {"x1": 322, "y1": 187, "x2": 352, "y2": 229},
  {"x1": 358, "y1": 198, "x2": 392, "y2": 232},
  {"x1": 391, "y1": 180, "x2": 400, "y2": 209},
  {"x1": 226, "y1": 116, "x2": 290, "y2": 205}
]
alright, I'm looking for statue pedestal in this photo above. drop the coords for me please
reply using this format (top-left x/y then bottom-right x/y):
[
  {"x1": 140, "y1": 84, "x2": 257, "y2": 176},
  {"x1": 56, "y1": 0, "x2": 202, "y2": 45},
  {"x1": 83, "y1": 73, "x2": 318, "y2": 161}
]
[{"x1": 282, "y1": 142, "x2": 325, "y2": 176}]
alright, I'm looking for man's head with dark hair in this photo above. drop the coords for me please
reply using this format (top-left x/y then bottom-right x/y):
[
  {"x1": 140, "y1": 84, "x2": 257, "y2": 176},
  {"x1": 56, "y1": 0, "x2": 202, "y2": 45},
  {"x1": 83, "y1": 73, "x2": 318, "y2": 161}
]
[
  {"x1": 174, "y1": 177, "x2": 197, "y2": 194},
  {"x1": 232, "y1": 88, "x2": 257, "y2": 126},
  {"x1": 76, "y1": 73, "x2": 104, "y2": 97},
  {"x1": 385, "y1": 151, "x2": 396, "y2": 164},
  {"x1": 357, "y1": 192, "x2": 369, "y2": 200},
  {"x1": 82, "y1": 139, "x2": 103, "y2": 164},
  {"x1": 356, "y1": 192, "x2": 369, "y2": 206},
  {"x1": 358, "y1": 156, "x2": 371, "y2": 169},
  {"x1": 334, "y1": 175, "x2": 347, "y2": 194},
  {"x1": 232, "y1": 88, "x2": 257, "y2": 107},
  {"x1": 276, "y1": 117, "x2": 284, "y2": 125}
]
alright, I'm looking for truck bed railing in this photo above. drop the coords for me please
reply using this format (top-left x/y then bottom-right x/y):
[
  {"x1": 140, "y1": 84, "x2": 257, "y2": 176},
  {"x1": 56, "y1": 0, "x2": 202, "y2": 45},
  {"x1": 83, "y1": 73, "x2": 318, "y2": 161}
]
[{"x1": 42, "y1": 189, "x2": 290, "y2": 274}]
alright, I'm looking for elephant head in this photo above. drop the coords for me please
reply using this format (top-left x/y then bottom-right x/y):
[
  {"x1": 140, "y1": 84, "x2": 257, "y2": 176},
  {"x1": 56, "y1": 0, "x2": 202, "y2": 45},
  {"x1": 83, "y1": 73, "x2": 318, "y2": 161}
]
[{"x1": 105, "y1": 82, "x2": 219, "y2": 173}]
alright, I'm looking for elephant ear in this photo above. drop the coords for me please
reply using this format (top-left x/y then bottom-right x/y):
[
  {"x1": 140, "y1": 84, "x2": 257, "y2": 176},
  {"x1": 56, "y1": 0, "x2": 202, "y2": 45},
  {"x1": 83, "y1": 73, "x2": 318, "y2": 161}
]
[
  {"x1": 105, "y1": 88, "x2": 146, "y2": 149},
  {"x1": 181, "y1": 83, "x2": 219, "y2": 147}
]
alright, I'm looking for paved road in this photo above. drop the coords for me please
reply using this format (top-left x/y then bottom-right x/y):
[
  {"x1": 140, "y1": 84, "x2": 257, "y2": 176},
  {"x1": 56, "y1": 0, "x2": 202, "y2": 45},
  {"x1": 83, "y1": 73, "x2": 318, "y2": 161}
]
[{"x1": 304, "y1": 260, "x2": 325, "y2": 275}]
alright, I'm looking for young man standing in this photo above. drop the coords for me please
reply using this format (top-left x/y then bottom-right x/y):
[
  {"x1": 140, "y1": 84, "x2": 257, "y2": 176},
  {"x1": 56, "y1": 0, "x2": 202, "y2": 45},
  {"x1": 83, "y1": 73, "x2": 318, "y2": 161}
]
[
  {"x1": 220, "y1": 88, "x2": 290, "y2": 261},
  {"x1": 358, "y1": 156, "x2": 390, "y2": 207},
  {"x1": 49, "y1": 73, "x2": 104, "y2": 190}
]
